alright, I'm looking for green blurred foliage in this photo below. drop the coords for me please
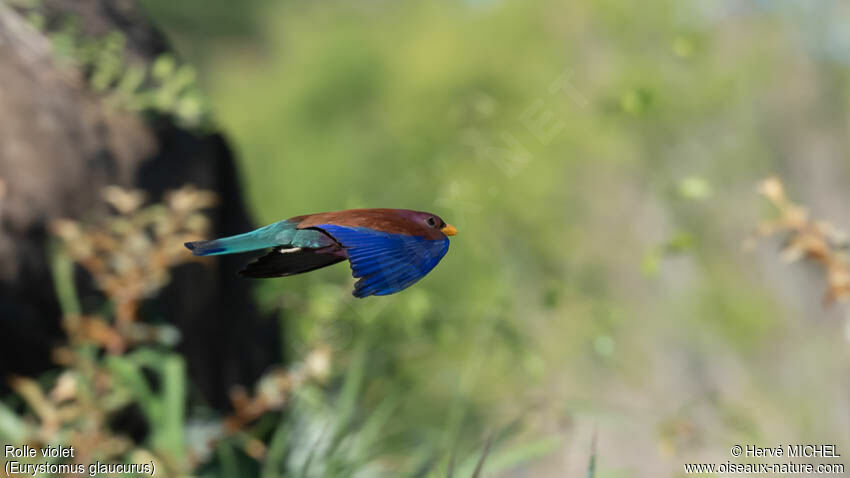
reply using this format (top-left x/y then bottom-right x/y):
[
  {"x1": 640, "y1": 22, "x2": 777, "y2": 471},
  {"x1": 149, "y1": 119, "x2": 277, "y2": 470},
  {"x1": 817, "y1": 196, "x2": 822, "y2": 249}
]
[{"x1": 10, "y1": 0, "x2": 212, "y2": 128}]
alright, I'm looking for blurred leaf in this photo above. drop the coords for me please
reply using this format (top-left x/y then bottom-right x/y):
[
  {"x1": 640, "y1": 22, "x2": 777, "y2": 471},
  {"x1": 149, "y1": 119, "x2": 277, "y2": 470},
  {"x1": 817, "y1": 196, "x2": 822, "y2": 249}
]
[
  {"x1": 641, "y1": 248, "x2": 662, "y2": 278},
  {"x1": 152, "y1": 54, "x2": 177, "y2": 82},
  {"x1": 139, "y1": 0, "x2": 264, "y2": 38},
  {"x1": 115, "y1": 63, "x2": 146, "y2": 97},
  {"x1": 470, "y1": 435, "x2": 493, "y2": 478},
  {"x1": 620, "y1": 88, "x2": 653, "y2": 115},
  {"x1": 160, "y1": 355, "x2": 186, "y2": 460},
  {"x1": 348, "y1": 394, "x2": 400, "y2": 464},
  {"x1": 216, "y1": 441, "x2": 240, "y2": 478},
  {"x1": 678, "y1": 176, "x2": 712, "y2": 200},
  {"x1": 0, "y1": 401, "x2": 28, "y2": 444},
  {"x1": 48, "y1": 241, "x2": 81, "y2": 317},
  {"x1": 261, "y1": 421, "x2": 292, "y2": 478},
  {"x1": 672, "y1": 36, "x2": 696, "y2": 59},
  {"x1": 105, "y1": 355, "x2": 156, "y2": 412},
  {"x1": 586, "y1": 429, "x2": 597, "y2": 478},
  {"x1": 456, "y1": 435, "x2": 560, "y2": 477},
  {"x1": 665, "y1": 231, "x2": 695, "y2": 254},
  {"x1": 329, "y1": 339, "x2": 368, "y2": 452},
  {"x1": 593, "y1": 335, "x2": 615, "y2": 358}
]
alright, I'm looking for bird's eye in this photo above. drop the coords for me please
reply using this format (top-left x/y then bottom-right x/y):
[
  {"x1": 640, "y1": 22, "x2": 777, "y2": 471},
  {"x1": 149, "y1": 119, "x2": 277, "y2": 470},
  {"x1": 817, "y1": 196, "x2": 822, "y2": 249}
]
[{"x1": 426, "y1": 217, "x2": 437, "y2": 227}]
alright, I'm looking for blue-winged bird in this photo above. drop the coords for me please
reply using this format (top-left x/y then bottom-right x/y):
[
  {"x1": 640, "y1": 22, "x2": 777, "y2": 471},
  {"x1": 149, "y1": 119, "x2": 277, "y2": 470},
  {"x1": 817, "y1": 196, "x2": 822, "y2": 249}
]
[{"x1": 185, "y1": 209, "x2": 457, "y2": 298}]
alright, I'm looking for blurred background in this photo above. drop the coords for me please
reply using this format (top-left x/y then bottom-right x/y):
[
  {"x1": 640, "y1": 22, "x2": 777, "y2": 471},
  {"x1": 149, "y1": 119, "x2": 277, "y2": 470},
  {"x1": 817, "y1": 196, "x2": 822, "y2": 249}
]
[{"x1": 2, "y1": 0, "x2": 850, "y2": 476}]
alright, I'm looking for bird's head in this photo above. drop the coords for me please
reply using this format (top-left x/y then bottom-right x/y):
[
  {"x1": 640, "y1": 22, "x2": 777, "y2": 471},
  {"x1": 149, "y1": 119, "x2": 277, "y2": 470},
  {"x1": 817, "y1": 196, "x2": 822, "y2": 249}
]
[{"x1": 406, "y1": 210, "x2": 457, "y2": 237}]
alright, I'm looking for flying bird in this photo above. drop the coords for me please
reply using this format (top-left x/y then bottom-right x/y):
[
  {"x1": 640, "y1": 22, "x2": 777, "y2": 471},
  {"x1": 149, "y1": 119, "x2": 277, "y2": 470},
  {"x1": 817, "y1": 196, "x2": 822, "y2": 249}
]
[{"x1": 185, "y1": 208, "x2": 457, "y2": 298}]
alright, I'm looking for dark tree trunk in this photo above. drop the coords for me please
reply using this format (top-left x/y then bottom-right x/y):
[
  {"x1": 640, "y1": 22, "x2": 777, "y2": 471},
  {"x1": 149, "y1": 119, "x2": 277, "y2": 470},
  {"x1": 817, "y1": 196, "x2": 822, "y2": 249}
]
[{"x1": 0, "y1": 0, "x2": 279, "y2": 408}]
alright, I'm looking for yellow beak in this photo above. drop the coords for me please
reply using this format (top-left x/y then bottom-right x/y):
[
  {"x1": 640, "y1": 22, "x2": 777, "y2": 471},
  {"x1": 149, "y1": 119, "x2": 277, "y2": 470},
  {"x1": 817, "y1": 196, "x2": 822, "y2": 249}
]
[{"x1": 441, "y1": 224, "x2": 458, "y2": 236}]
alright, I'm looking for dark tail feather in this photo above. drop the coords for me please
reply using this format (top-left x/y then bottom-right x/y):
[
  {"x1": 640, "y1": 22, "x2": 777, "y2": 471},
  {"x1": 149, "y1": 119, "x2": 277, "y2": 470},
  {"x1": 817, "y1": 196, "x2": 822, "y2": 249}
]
[
  {"x1": 185, "y1": 240, "x2": 229, "y2": 256},
  {"x1": 240, "y1": 247, "x2": 346, "y2": 278}
]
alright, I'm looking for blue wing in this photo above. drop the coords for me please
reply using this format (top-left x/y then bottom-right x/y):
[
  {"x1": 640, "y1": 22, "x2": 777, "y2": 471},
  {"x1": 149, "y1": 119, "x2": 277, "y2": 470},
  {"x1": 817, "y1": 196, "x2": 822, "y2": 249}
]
[{"x1": 315, "y1": 225, "x2": 450, "y2": 298}]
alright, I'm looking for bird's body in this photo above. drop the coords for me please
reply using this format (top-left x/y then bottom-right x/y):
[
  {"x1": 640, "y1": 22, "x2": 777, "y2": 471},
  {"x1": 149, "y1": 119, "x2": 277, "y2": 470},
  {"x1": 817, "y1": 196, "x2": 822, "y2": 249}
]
[{"x1": 185, "y1": 208, "x2": 457, "y2": 298}]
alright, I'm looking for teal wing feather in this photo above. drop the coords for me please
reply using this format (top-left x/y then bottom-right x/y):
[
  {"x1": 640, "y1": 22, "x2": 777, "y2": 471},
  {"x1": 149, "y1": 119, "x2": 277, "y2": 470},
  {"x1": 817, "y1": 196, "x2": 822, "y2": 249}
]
[{"x1": 185, "y1": 220, "x2": 333, "y2": 256}]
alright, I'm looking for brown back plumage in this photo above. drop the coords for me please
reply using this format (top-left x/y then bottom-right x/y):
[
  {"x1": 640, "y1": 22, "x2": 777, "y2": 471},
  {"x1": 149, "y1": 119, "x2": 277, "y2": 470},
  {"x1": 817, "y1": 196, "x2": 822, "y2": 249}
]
[{"x1": 293, "y1": 208, "x2": 447, "y2": 240}]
